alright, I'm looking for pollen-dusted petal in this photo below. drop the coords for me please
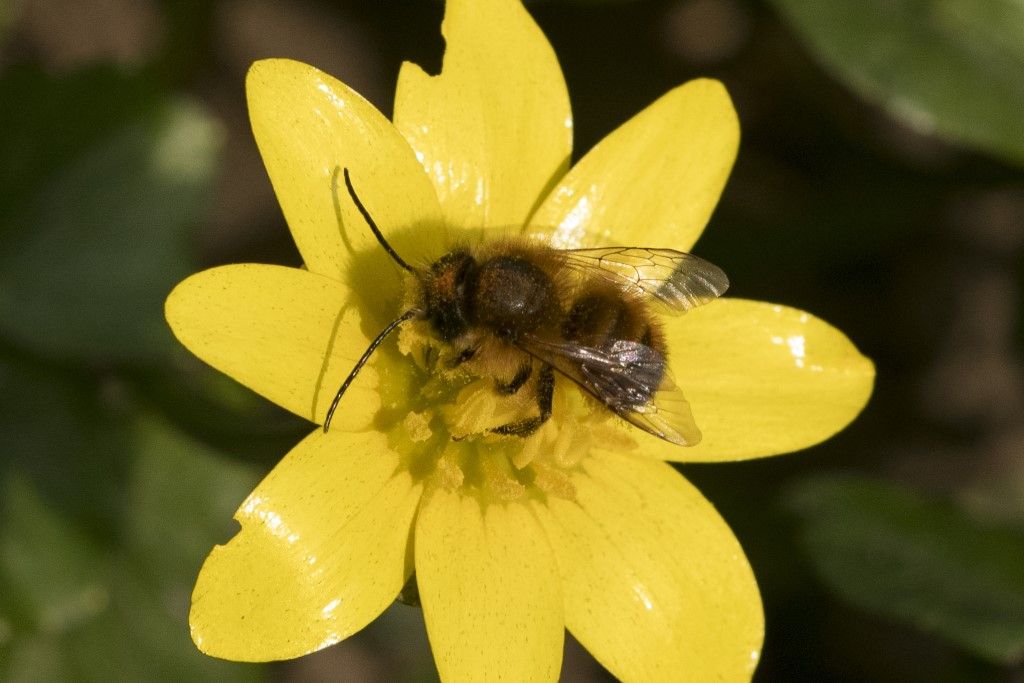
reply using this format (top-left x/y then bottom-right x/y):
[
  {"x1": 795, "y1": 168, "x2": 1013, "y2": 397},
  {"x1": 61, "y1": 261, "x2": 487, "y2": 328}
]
[
  {"x1": 531, "y1": 79, "x2": 738, "y2": 251},
  {"x1": 166, "y1": 264, "x2": 407, "y2": 429},
  {"x1": 190, "y1": 429, "x2": 422, "y2": 661},
  {"x1": 394, "y1": 0, "x2": 572, "y2": 231},
  {"x1": 644, "y1": 298, "x2": 875, "y2": 462},
  {"x1": 247, "y1": 59, "x2": 446, "y2": 298},
  {"x1": 533, "y1": 451, "x2": 763, "y2": 682},
  {"x1": 416, "y1": 487, "x2": 564, "y2": 681}
]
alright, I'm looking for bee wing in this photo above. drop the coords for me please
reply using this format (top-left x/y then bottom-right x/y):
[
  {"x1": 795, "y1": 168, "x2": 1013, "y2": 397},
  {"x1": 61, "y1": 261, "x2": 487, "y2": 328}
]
[
  {"x1": 520, "y1": 335, "x2": 702, "y2": 446},
  {"x1": 562, "y1": 247, "x2": 728, "y2": 313}
]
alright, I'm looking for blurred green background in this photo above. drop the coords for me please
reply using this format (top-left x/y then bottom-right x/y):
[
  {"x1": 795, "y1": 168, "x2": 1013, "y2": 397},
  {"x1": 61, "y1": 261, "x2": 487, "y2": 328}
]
[{"x1": 1, "y1": 0, "x2": 1023, "y2": 681}]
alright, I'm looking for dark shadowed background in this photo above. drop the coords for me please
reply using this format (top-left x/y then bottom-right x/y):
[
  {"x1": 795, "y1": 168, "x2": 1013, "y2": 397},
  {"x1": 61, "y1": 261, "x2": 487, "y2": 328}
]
[{"x1": 1, "y1": 0, "x2": 1023, "y2": 681}]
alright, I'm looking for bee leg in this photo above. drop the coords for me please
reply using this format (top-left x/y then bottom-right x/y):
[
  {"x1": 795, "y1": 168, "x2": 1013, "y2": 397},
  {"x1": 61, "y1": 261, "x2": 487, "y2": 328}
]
[
  {"x1": 491, "y1": 364, "x2": 554, "y2": 438},
  {"x1": 494, "y1": 363, "x2": 532, "y2": 395},
  {"x1": 536, "y1": 363, "x2": 554, "y2": 418}
]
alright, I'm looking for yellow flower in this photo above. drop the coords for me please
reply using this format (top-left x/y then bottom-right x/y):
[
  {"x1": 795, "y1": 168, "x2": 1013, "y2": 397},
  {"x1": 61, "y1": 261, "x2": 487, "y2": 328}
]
[{"x1": 165, "y1": 0, "x2": 874, "y2": 680}]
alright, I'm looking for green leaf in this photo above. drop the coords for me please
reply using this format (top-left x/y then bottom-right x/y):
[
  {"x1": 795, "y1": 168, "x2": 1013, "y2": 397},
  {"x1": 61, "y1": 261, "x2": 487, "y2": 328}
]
[
  {"x1": 1, "y1": 635, "x2": 74, "y2": 683},
  {"x1": 134, "y1": 354, "x2": 312, "y2": 468},
  {"x1": 0, "y1": 474, "x2": 109, "y2": 635},
  {"x1": 0, "y1": 355, "x2": 127, "y2": 535},
  {"x1": 0, "y1": 66, "x2": 161, "y2": 222},
  {"x1": 769, "y1": 0, "x2": 1024, "y2": 167},
  {"x1": 0, "y1": 418, "x2": 263, "y2": 681},
  {"x1": 125, "y1": 413, "x2": 260, "y2": 586},
  {"x1": 788, "y1": 475, "x2": 1024, "y2": 664},
  {"x1": 58, "y1": 558, "x2": 257, "y2": 681},
  {"x1": 117, "y1": 415, "x2": 262, "y2": 680},
  {"x1": 0, "y1": 97, "x2": 222, "y2": 363}
]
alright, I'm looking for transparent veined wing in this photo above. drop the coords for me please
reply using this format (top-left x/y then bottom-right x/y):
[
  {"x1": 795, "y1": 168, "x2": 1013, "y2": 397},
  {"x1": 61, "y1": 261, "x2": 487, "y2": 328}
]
[
  {"x1": 519, "y1": 335, "x2": 701, "y2": 446},
  {"x1": 562, "y1": 246, "x2": 728, "y2": 313}
]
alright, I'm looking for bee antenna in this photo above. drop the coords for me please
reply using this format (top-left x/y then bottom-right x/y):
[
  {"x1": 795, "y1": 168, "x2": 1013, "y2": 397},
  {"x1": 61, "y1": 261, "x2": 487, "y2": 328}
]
[
  {"x1": 323, "y1": 309, "x2": 419, "y2": 433},
  {"x1": 343, "y1": 167, "x2": 414, "y2": 273}
]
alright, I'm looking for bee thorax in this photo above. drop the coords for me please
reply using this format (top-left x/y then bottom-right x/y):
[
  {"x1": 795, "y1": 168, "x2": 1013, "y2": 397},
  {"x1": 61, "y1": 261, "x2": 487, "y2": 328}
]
[{"x1": 469, "y1": 255, "x2": 558, "y2": 339}]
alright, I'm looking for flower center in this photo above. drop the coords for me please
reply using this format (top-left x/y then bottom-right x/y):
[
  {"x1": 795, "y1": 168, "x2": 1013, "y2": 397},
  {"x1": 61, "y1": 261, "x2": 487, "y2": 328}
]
[{"x1": 377, "y1": 321, "x2": 638, "y2": 502}]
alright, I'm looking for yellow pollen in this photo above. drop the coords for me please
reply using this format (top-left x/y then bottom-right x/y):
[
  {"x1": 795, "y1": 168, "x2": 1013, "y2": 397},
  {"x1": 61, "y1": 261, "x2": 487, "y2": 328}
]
[
  {"x1": 435, "y1": 446, "x2": 465, "y2": 491},
  {"x1": 480, "y1": 452, "x2": 527, "y2": 501},
  {"x1": 392, "y1": 319, "x2": 638, "y2": 502},
  {"x1": 402, "y1": 410, "x2": 434, "y2": 442}
]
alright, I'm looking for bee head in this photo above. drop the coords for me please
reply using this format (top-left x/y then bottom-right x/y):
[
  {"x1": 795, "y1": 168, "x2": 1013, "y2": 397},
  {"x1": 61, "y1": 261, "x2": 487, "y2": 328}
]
[{"x1": 422, "y1": 249, "x2": 476, "y2": 342}]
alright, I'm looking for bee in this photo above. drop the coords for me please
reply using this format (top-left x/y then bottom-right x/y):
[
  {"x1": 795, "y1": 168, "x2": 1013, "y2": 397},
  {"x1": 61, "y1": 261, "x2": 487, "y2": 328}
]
[{"x1": 323, "y1": 168, "x2": 729, "y2": 445}]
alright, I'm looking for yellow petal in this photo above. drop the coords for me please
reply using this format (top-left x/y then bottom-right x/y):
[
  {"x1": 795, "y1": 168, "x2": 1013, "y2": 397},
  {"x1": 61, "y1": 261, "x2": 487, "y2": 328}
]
[
  {"x1": 416, "y1": 487, "x2": 563, "y2": 681},
  {"x1": 247, "y1": 58, "x2": 446, "y2": 302},
  {"x1": 642, "y1": 298, "x2": 875, "y2": 462},
  {"x1": 533, "y1": 451, "x2": 763, "y2": 682},
  {"x1": 166, "y1": 264, "x2": 408, "y2": 430},
  {"x1": 394, "y1": 0, "x2": 572, "y2": 231},
  {"x1": 531, "y1": 79, "x2": 738, "y2": 250},
  {"x1": 190, "y1": 430, "x2": 422, "y2": 661}
]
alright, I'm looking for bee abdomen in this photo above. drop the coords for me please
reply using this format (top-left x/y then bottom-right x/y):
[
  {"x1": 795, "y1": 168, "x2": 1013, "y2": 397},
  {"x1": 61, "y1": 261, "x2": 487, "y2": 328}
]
[
  {"x1": 564, "y1": 292, "x2": 666, "y2": 408},
  {"x1": 563, "y1": 292, "x2": 651, "y2": 350}
]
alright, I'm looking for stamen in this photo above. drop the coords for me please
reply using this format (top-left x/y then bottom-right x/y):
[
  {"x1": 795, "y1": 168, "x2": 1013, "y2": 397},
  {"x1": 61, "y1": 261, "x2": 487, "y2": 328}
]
[
  {"x1": 393, "y1": 319, "x2": 639, "y2": 503},
  {"x1": 531, "y1": 461, "x2": 576, "y2": 499},
  {"x1": 480, "y1": 452, "x2": 526, "y2": 501},
  {"x1": 403, "y1": 411, "x2": 434, "y2": 443},
  {"x1": 435, "y1": 447, "x2": 465, "y2": 491}
]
